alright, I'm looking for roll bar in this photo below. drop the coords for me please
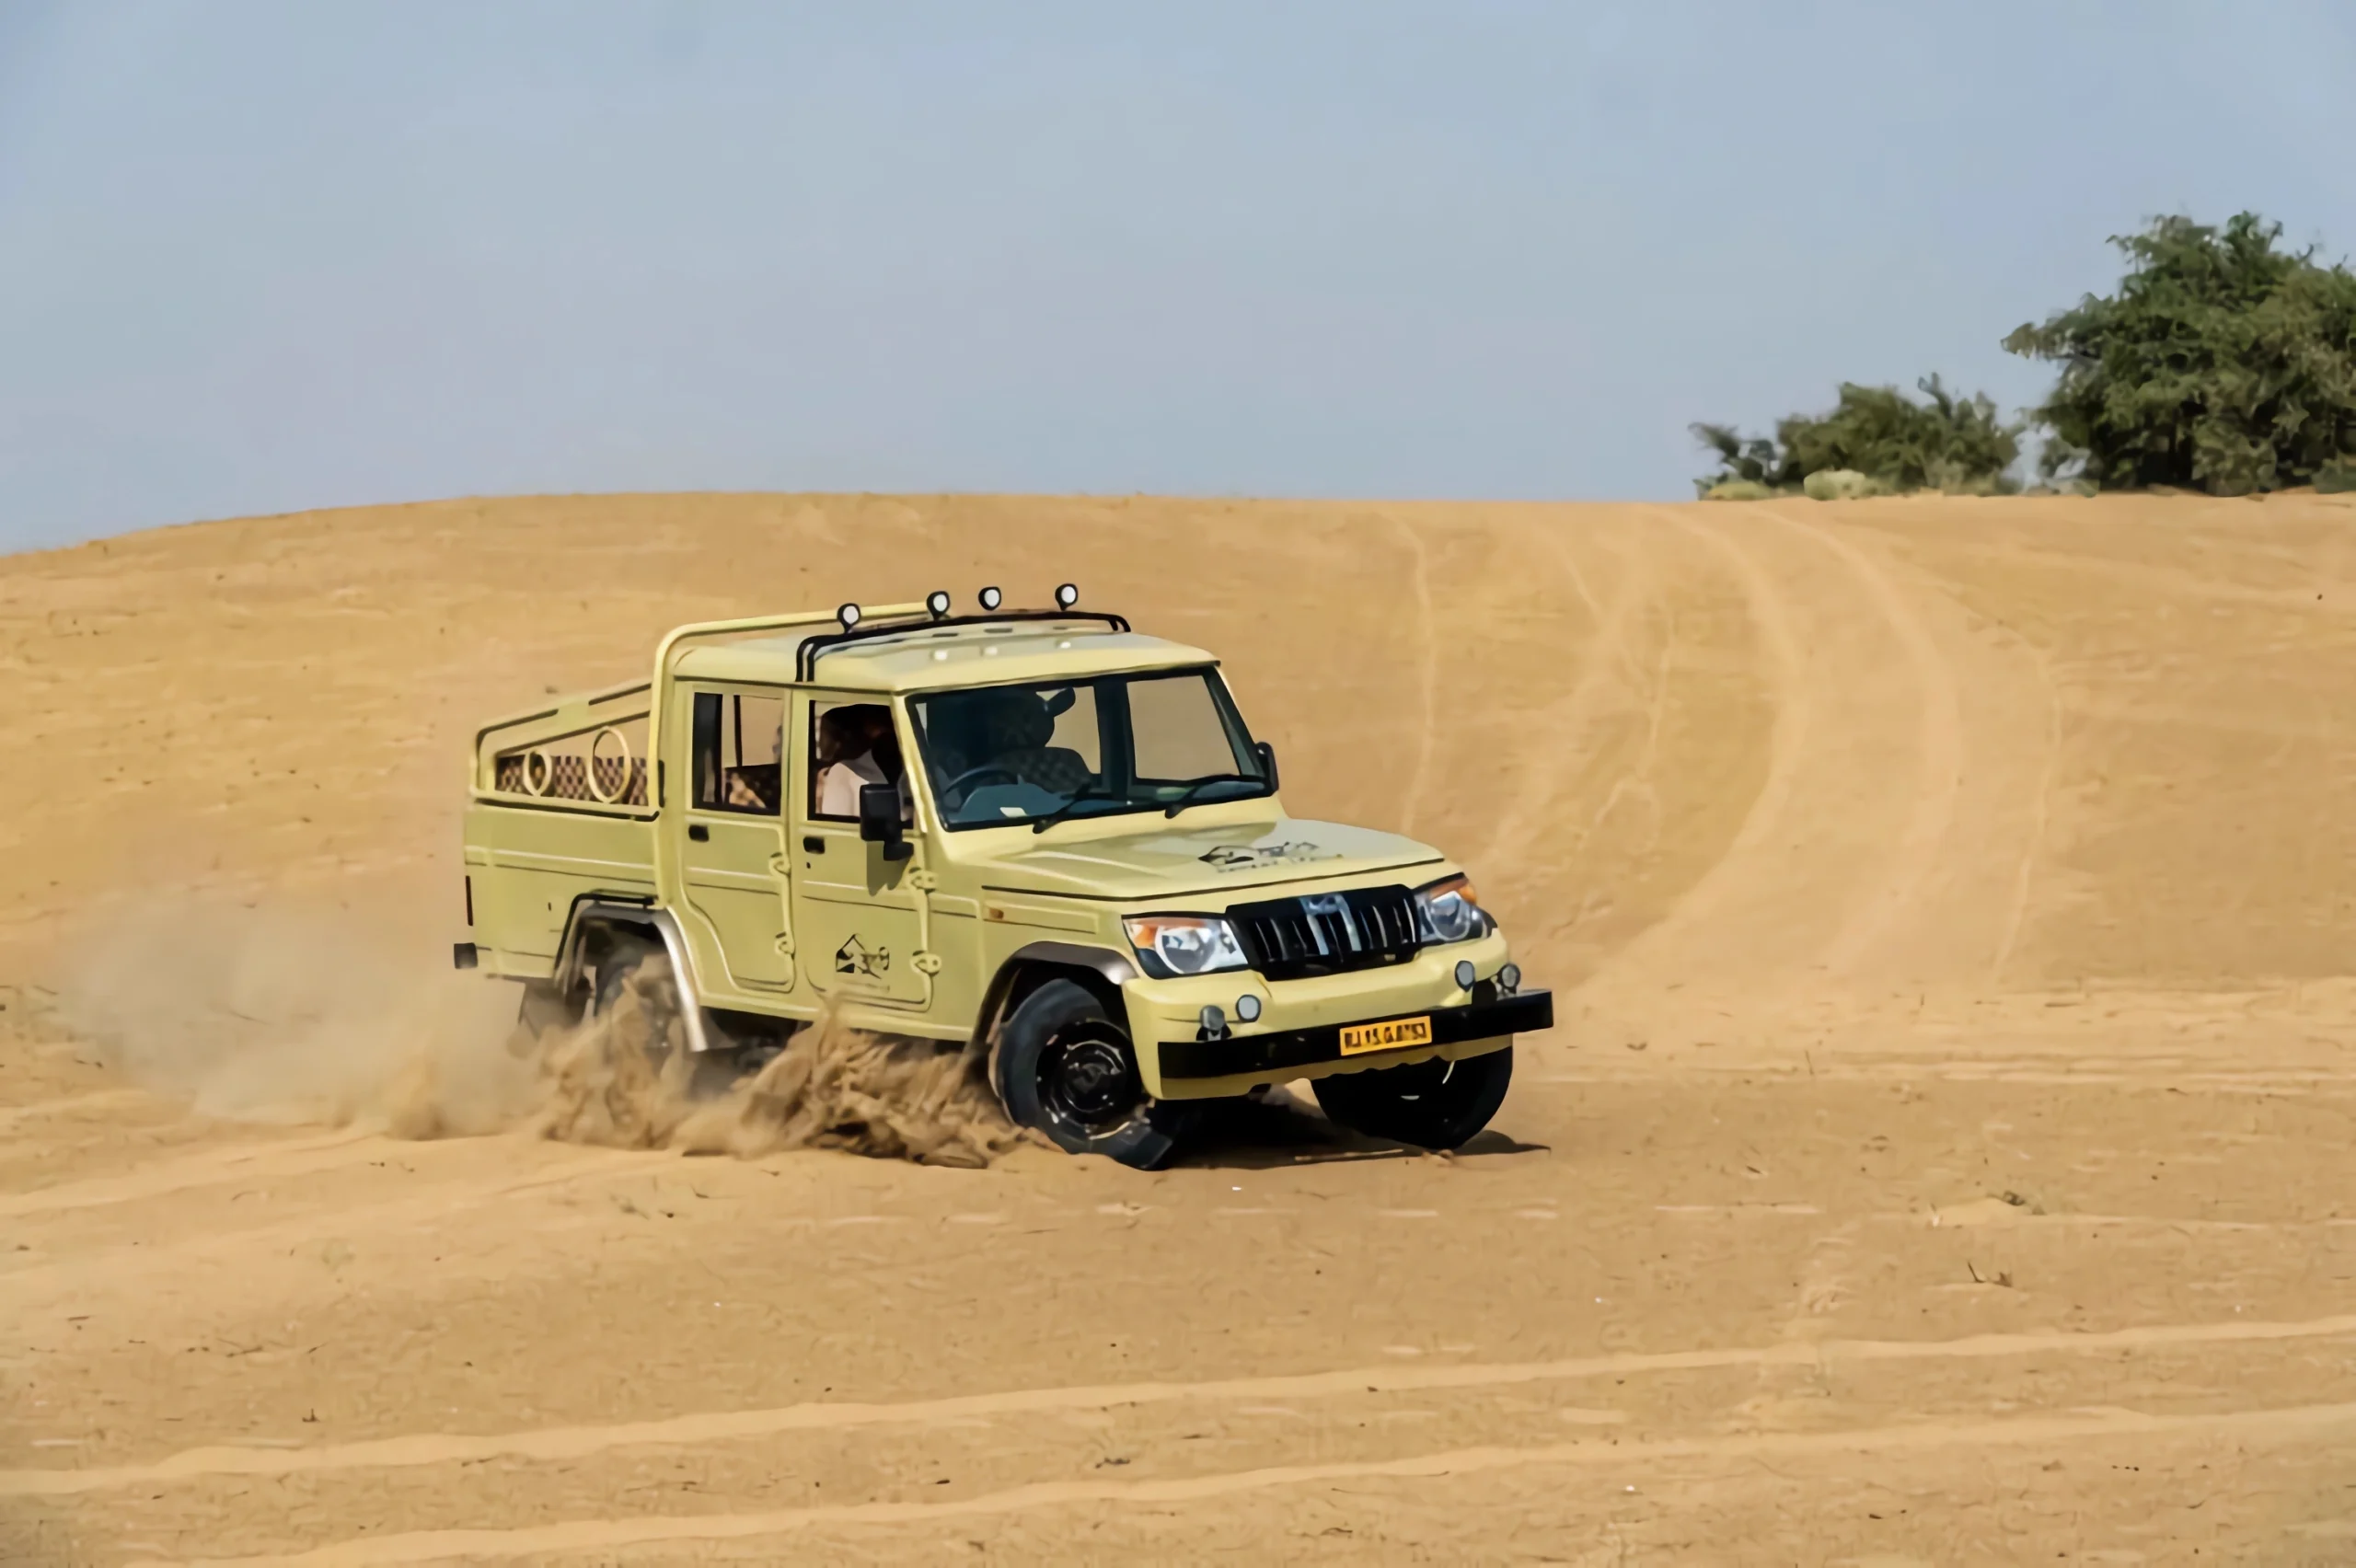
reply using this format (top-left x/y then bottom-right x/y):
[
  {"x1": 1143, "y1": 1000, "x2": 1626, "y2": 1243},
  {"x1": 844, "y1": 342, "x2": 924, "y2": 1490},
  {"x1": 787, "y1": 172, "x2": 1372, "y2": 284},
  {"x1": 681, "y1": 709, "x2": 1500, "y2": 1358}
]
[
  {"x1": 644, "y1": 604, "x2": 925, "y2": 806},
  {"x1": 793, "y1": 609, "x2": 1131, "y2": 681}
]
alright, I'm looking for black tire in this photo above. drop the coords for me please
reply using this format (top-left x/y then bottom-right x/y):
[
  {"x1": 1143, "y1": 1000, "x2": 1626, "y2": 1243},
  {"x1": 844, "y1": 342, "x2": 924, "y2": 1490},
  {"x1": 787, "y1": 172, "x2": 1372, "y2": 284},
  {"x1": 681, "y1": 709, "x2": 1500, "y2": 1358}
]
[
  {"x1": 590, "y1": 951, "x2": 652, "y2": 1021},
  {"x1": 992, "y1": 978, "x2": 1187, "y2": 1170},
  {"x1": 1311, "y1": 1044, "x2": 1513, "y2": 1150},
  {"x1": 590, "y1": 943, "x2": 739, "y2": 1099}
]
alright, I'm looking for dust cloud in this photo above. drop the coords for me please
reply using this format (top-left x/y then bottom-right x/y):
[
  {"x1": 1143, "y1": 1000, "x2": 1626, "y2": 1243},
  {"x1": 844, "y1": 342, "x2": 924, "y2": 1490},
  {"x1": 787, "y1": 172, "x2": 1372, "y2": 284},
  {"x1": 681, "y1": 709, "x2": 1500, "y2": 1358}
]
[
  {"x1": 58, "y1": 902, "x2": 532, "y2": 1136},
  {"x1": 57, "y1": 903, "x2": 1029, "y2": 1167},
  {"x1": 535, "y1": 963, "x2": 1032, "y2": 1168}
]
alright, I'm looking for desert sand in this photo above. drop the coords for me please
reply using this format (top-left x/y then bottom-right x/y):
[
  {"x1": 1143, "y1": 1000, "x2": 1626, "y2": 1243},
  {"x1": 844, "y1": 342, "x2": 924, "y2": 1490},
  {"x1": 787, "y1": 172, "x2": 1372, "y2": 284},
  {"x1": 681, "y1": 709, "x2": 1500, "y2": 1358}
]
[{"x1": 5, "y1": 490, "x2": 2356, "y2": 1563}]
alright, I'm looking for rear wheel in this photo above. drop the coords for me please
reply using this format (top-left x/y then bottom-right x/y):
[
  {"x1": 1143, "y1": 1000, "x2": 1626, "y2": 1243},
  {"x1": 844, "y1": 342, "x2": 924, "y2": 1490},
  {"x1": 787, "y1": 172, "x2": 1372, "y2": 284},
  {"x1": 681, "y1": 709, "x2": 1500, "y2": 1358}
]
[
  {"x1": 991, "y1": 978, "x2": 1189, "y2": 1170},
  {"x1": 586, "y1": 940, "x2": 738, "y2": 1098},
  {"x1": 511, "y1": 978, "x2": 583, "y2": 1055},
  {"x1": 1311, "y1": 1045, "x2": 1513, "y2": 1149}
]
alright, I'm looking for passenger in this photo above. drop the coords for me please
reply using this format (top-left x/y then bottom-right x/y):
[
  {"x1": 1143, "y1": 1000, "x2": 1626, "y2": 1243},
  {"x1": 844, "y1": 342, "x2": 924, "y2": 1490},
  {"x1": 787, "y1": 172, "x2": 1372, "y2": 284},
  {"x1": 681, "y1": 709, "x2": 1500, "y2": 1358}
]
[
  {"x1": 814, "y1": 704, "x2": 911, "y2": 820},
  {"x1": 722, "y1": 763, "x2": 780, "y2": 812},
  {"x1": 814, "y1": 706, "x2": 885, "y2": 817}
]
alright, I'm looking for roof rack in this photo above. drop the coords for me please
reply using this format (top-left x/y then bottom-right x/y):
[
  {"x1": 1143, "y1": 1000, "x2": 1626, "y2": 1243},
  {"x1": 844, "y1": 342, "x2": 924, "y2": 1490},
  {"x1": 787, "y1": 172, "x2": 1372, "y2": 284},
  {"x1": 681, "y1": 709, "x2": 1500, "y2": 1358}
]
[{"x1": 795, "y1": 609, "x2": 1130, "y2": 681}]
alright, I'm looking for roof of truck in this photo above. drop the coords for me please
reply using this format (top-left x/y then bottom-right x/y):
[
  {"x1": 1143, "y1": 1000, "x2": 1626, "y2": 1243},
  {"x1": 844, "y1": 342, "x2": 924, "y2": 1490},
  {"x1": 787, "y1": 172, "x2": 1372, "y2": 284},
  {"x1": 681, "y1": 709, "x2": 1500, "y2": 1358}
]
[{"x1": 671, "y1": 617, "x2": 1217, "y2": 694}]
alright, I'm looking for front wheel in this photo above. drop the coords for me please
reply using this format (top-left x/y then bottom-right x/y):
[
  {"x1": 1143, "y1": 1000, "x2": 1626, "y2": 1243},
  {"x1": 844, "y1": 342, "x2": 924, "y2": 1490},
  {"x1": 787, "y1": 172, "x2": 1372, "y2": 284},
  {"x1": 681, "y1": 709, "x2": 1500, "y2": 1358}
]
[
  {"x1": 992, "y1": 979, "x2": 1189, "y2": 1170},
  {"x1": 1311, "y1": 1044, "x2": 1513, "y2": 1150}
]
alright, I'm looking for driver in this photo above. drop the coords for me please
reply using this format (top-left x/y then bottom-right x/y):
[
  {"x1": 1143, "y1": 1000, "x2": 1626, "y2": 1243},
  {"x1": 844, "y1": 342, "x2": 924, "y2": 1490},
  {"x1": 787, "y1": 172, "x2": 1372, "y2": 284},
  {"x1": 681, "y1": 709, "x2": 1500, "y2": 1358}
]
[{"x1": 982, "y1": 691, "x2": 1093, "y2": 797}]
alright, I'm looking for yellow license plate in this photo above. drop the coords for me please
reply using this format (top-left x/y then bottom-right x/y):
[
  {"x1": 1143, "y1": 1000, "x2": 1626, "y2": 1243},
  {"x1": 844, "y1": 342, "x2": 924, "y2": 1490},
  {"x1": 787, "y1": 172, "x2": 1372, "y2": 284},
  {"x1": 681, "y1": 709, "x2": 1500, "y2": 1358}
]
[{"x1": 1339, "y1": 1015, "x2": 1433, "y2": 1056}]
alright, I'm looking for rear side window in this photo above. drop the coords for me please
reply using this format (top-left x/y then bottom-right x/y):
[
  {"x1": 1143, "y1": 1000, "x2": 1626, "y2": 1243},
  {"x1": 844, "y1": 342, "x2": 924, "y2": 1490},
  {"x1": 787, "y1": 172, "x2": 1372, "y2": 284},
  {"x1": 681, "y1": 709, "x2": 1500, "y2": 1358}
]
[{"x1": 691, "y1": 690, "x2": 784, "y2": 814}]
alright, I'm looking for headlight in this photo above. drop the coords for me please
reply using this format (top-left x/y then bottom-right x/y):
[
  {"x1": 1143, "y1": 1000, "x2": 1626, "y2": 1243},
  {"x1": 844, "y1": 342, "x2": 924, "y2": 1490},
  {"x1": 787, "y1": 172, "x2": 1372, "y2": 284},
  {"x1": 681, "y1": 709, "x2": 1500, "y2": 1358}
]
[
  {"x1": 1123, "y1": 915, "x2": 1249, "y2": 976},
  {"x1": 1414, "y1": 874, "x2": 1492, "y2": 944}
]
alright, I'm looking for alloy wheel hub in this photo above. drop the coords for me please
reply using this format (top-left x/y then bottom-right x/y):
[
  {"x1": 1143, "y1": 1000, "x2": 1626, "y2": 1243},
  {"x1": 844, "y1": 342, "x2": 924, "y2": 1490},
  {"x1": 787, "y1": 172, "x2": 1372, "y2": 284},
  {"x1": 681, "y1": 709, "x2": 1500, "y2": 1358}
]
[{"x1": 1040, "y1": 1029, "x2": 1139, "y2": 1135}]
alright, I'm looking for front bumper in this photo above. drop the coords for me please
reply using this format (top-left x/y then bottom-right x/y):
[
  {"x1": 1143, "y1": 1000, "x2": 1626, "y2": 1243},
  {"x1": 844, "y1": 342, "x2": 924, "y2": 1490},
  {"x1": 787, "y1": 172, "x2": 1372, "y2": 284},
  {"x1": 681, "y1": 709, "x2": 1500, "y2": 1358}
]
[{"x1": 1156, "y1": 988, "x2": 1553, "y2": 1089}]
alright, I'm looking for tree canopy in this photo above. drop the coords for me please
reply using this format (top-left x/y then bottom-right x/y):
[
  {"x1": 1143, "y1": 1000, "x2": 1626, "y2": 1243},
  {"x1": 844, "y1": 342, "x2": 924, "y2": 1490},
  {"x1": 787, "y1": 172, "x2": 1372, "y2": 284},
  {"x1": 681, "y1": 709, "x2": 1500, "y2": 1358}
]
[
  {"x1": 1693, "y1": 211, "x2": 2356, "y2": 499},
  {"x1": 1692, "y1": 375, "x2": 2023, "y2": 497},
  {"x1": 2003, "y1": 213, "x2": 2356, "y2": 494}
]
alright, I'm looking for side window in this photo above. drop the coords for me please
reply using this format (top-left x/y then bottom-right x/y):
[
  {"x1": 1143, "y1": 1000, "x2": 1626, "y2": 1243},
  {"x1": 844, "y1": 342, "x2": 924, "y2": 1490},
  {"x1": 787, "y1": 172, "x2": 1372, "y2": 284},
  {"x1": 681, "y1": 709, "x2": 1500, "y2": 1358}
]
[
  {"x1": 691, "y1": 690, "x2": 784, "y2": 815},
  {"x1": 491, "y1": 713, "x2": 649, "y2": 805},
  {"x1": 809, "y1": 698, "x2": 907, "y2": 821}
]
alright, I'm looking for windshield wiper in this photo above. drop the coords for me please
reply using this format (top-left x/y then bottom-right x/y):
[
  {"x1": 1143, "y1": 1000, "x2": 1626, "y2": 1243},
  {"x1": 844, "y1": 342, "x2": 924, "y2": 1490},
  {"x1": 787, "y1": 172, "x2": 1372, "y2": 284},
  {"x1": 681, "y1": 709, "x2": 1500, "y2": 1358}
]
[
  {"x1": 1030, "y1": 782, "x2": 1119, "y2": 834},
  {"x1": 1163, "y1": 774, "x2": 1258, "y2": 818}
]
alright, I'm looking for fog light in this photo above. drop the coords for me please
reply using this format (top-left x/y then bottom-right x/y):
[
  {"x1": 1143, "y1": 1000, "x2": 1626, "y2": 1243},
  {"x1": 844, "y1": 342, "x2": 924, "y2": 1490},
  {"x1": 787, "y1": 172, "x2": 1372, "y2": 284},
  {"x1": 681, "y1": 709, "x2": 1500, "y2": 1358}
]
[
  {"x1": 1499, "y1": 963, "x2": 1522, "y2": 995},
  {"x1": 1199, "y1": 1003, "x2": 1227, "y2": 1038},
  {"x1": 1235, "y1": 994, "x2": 1262, "y2": 1023},
  {"x1": 1454, "y1": 959, "x2": 1476, "y2": 990}
]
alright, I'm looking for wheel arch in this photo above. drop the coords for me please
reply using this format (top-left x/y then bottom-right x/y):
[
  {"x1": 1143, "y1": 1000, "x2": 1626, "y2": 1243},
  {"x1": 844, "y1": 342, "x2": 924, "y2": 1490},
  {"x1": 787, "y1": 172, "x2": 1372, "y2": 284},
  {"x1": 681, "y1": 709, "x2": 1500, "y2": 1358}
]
[
  {"x1": 975, "y1": 940, "x2": 1138, "y2": 1049},
  {"x1": 552, "y1": 896, "x2": 717, "y2": 1055}
]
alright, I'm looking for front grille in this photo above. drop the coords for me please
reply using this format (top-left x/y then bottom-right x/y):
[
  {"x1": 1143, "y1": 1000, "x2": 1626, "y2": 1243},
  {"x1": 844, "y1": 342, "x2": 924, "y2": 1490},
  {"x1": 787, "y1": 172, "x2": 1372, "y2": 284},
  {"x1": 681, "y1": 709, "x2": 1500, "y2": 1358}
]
[{"x1": 1227, "y1": 885, "x2": 1421, "y2": 981}]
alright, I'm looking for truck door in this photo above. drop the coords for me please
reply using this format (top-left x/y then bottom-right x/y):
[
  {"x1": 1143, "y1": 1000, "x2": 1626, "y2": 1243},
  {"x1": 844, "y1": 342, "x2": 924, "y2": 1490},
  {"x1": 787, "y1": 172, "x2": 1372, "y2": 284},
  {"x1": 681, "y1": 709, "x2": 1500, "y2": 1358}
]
[
  {"x1": 676, "y1": 685, "x2": 795, "y2": 993},
  {"x1": 789, "y1": 691, "x2": 931, "y2": 1010}
]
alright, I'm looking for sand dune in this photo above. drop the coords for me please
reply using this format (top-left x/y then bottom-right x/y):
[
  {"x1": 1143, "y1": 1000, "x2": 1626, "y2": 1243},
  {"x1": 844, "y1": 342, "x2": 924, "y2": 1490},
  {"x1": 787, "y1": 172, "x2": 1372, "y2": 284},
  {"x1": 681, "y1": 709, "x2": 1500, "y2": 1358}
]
[{"x1": 6, "y1": 491, "x2": 2356, "y2": 1562}]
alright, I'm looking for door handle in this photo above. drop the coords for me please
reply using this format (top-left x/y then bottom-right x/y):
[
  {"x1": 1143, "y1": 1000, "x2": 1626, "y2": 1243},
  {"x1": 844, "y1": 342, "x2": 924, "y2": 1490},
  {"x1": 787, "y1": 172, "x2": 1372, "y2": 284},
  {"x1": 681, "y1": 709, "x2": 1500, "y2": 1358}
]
[
  {"x1": 802, "y1": 836, "x2": 825, "y2": 853},
  {"x1": 688, "y1": 824, "x2": 710, "y2": 842}
]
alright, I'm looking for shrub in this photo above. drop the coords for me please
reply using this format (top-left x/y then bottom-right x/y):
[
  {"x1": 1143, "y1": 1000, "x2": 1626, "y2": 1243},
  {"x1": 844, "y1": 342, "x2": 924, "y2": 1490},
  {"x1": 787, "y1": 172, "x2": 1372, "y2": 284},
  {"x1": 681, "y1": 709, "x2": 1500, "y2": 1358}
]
[
  {"x1": 1803, "y1": 468, "x2": 1883, "y2": 502},
  {"x1": 2004, "y1": 213, "x2": 2356, "y2": 494},
  {"x1": 1703, "y1": 478, "x2": 1775, "y2": 502},
  {"x1": 1692, "y1": 376, "x2": 2024, "y2": 497}
]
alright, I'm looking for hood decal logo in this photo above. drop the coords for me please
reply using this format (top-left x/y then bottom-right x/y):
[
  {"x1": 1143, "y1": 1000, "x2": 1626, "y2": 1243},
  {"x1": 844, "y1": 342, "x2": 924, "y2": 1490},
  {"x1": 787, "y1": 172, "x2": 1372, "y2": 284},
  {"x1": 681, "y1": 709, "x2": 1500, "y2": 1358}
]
[{"x1": 1198, "y1": 841, "x2": 1338, "y2": 871}]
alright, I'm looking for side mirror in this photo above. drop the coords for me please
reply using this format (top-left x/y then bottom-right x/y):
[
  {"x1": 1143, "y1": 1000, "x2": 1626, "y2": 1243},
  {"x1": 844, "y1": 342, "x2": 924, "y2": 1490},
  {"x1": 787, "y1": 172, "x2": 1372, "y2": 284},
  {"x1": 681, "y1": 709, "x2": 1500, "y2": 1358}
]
[
  {"x1": 859, "y1": 782, "x2": 913, "y2": 861},
  {"x1": 1253, "y1": 741, "x2": 1279, "y2": 790}
]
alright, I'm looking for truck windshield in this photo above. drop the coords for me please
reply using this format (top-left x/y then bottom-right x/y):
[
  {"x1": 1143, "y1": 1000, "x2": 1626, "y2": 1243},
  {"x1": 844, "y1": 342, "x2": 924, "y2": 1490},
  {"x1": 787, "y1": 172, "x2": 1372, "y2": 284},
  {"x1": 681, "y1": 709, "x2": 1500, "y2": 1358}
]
[{"x1": 907, "y1": 668, "x2": 1271, "y2": 830}]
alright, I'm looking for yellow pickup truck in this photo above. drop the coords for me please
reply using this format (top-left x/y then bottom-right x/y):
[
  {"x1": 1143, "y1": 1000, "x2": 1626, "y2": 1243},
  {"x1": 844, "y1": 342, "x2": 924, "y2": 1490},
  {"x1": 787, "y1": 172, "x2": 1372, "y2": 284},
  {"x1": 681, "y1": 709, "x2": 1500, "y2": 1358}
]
[{"x1": 456, "y1": 587, "x2": 1550, "y2": 1167}]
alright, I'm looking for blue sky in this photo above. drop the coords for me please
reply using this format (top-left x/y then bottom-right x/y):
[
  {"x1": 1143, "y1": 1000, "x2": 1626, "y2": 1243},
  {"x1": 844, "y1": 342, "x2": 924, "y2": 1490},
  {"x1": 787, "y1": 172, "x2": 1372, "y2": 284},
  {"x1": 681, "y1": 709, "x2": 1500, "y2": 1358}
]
[{"x1": 1, "y1": 1, "x2": 2351, "y2": 549}]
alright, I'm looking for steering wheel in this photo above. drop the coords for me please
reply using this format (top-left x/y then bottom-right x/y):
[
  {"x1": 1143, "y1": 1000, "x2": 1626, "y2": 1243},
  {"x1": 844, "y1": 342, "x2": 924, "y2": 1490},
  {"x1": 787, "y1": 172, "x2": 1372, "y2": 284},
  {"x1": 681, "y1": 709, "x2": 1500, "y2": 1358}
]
[{"x1": 941, "y1": 765, "x2": 1020, "y2": 804}]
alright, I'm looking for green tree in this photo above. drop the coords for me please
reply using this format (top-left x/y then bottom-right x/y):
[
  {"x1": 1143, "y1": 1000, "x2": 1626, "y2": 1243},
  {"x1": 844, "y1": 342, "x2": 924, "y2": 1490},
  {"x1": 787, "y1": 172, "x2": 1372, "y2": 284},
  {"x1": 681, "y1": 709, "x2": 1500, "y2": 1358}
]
[
  {"x1": 1692, "y1": 375, "x2": 2023, "y2": 496},
  {"x1": 2004, "y1": 213, "x2": 2356, "y2": 494}
]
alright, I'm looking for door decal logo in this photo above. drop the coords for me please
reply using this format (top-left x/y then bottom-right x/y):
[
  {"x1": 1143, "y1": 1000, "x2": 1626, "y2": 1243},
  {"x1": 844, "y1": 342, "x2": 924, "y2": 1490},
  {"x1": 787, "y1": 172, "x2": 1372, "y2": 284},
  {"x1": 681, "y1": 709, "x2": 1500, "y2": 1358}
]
[
  {"x1": 1198, "y1": 841, "x2": 1334, "y2": 870},
  {"x1": 834, "y1": 935, "x2": 892, "y2": 978}
]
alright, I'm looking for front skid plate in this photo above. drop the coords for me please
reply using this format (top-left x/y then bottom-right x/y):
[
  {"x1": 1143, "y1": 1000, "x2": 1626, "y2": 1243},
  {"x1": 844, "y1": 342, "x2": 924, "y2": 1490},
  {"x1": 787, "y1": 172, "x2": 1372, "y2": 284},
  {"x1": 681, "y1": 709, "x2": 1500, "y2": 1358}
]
[{"x1": 1156, "y1": 989, "x2": 1552, "y2": 1082}]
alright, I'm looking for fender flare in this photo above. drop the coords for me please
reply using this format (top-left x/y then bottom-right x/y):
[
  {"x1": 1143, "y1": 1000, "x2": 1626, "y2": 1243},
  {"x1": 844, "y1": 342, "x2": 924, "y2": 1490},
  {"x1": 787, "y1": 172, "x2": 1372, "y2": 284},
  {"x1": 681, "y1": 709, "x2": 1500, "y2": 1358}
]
[
  {"x1": 975, "y1": 940, "x2": 1139, "y2": 1044},
  {"x1": 553, "y1": 897, "x2": 718, "y2": 1056}
]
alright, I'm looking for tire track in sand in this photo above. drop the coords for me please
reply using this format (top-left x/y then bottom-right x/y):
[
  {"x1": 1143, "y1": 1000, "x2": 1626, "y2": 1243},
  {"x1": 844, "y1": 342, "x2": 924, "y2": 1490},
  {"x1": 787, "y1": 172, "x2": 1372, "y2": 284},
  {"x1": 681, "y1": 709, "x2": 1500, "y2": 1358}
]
[
  {"x1": 1384, "y1": 510, "x2": 1440, "y2": 836},
  {"x1": 1992, "y1": 635, "x2": 2065, "y2": 986},
  {"x1": 1472, "y1": 520, "x2": 1659, "y2": 875},
  {"x1": 152, "y1": 1399, "x2": 2356, "y2": 1566},
  {"x1": 0, "y1": 1129, "x2": 382, "y2": 1218},
  {"x1": 1576, "y1": 507, "x2": 1810, "y2": 987},
  {"x1": 21, "y1": 1307, "x2": 2356, "y2": 1498},
  {"x1": 0, "y1": 1149, "x2": 650, "y2": 1320},
  {"x1": 0, "y1": 1088, "x2": 149, "y2": 1136},
  {"x1": 1759, "y1": 506, "x2": 1965, "y2": 980},
  {"x1": 1588, "y1": 505, "x2": 1983, "y2": 995}
]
